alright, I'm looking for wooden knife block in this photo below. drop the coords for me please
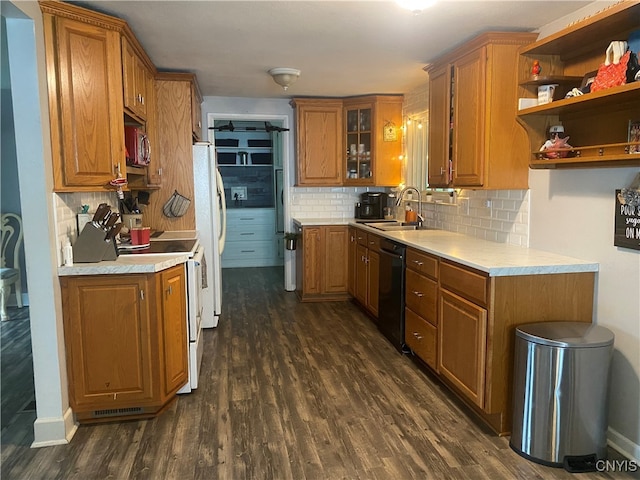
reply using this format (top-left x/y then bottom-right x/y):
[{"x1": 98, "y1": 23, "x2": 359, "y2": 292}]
[{"x1": 73, "y1": 223, "x2": 118, "y2": 263}]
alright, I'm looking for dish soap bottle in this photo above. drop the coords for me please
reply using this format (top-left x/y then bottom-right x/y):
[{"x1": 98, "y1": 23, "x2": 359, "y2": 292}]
[
  {"x1": 62, "y1": 236, "x2": 73, "y2": 266},
  {"x1": 405, "y1": 203, "x2": 417, "y2": 223}
]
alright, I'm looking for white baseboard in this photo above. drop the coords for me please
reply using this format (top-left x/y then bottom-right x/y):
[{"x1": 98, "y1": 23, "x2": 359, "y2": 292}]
[
  {"x1": 608, "y1": 427, "x2": 640, "y2": 462},
  {"x1": 31, "y1": 407, "x2": 78, "y2": 448}
]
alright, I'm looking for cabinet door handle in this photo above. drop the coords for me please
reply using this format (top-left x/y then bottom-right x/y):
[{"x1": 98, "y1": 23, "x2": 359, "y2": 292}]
[
  {"x1": 166, "y1": 285, "x2": 173, "y2": 296},
  {"x1": 140, "y1": 290, "x2": 144, "y2": 300},
  {"x1": 412, "y1": 290, "x2": 424, "y2": 298},
  {"x1": 413, "y1": 332, "x2": 423, "y2": 340}
]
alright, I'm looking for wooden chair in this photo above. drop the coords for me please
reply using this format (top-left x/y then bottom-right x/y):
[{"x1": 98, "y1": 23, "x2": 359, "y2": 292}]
[{"x1": 1, "y1": 213, "x2": 23, "y2": 321}]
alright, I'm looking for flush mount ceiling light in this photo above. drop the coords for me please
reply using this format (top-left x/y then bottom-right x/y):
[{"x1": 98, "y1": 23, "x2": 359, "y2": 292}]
[
  {"x1": 396, "y1": 0, "x2": 436, "y2": 14},
  {"x1": 268, "y1": 67, "x2": 301, "y2": 91}
]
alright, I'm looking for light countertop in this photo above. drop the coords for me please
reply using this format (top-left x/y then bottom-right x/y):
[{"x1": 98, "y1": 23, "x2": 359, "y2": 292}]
[
  {"x1": 293, "y1": 218, "x2": 599, "y2": 277},
  {"x1": 58, "y1": 253, "x2": 190, "y2": 276}
]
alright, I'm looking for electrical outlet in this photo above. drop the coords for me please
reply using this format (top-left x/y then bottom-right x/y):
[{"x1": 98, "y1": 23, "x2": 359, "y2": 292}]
[
  {"x1": 459, "y1": 198, "x2": 470, "y2": 215},
  {"x1": 231, "y1": 186, "x2": 247, "y2": 200},
  {"x1": 484, "y1": 199, "x2": 492, "y2": 208}
]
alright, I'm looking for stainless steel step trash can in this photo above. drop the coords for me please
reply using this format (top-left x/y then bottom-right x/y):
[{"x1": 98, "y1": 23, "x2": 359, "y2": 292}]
[{"x1": 510, "y1": 321, "x2": 614, "y2": 472}]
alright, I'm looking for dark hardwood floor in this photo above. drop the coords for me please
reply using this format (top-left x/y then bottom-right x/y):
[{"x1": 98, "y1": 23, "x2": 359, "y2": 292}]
[{"x1": 1, "y1": 267, "x2": 635, "y2": 479}]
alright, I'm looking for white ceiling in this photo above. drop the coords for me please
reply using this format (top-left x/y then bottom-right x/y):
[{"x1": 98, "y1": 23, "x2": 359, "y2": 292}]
[{"x1": 73, "y1": 0, "x2": 592, "y2": 98}]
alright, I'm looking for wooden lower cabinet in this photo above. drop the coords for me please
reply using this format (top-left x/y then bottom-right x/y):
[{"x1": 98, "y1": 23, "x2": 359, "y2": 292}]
[
  {"x1": 296, "y1": 225, "x2": 349, "y2": 301},
  {"x1": 405, "y1": 308, "x2": 437, "y2": 370},
  {"x1": 354, "y1": 232, "x2": 380, "y2": 316},
  {"x1": 400, "y1": 245, "x2": 595, "y2": 435},
  {"x1": 60, "y1": 265, "x2": 188, "y2": 423},
  {"x1": 438, "y1": 289, "x2": 487, "y2": 408}
]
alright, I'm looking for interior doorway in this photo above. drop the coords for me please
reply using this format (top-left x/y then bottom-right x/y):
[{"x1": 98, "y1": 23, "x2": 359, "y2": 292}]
[{"x1": 207, "y1": 112, "x2": 294, "y2": 290}]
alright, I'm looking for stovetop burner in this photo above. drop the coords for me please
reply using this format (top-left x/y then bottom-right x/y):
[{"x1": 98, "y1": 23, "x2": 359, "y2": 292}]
[{"x1": 118, "y1": 238, "x2": 198, "y2": 256}]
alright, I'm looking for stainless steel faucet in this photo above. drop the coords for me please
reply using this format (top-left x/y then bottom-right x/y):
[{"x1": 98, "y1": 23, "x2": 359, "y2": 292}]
[{"x1": 395, "y1": 187, "x2": 424, "y2": 226}]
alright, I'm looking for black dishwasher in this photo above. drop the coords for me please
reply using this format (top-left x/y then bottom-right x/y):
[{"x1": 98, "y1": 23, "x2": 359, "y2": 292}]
[{"x1": 378, "y1": 238, "x2": 407, "y2": 352}]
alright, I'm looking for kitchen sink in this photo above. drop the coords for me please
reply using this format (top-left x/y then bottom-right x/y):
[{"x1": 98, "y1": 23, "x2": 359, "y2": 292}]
[{"x1": 364, "y1": 221, "x2": 434, "y2": 231}]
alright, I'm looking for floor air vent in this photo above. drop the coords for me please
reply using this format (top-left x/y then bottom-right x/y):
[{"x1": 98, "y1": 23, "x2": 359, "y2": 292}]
[{"x1": 93, "y1": 407, "x2": 143, "y2": 418}]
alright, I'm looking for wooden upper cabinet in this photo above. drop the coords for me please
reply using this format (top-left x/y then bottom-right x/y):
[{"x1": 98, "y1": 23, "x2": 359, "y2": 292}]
[
  {"x1": 42, "y1": 8, "x2": 126, "y2": 192},
  {"x1": 292, "y1": 98, "x2": 343, "y2": 186},
  {"x1": 122, "y1": 36, "x2": 152, "y2": 122},
  {"x1": 343, "y1": 95, "x2": 403, "y2": 187},
  {"x1": 452, "y1": 48, "x2": 486, "y2": 187},
  {"x1": 427, "y1": 65, "x2": 451, "y2": 187},
  {"x1": 426, "y1": 32, "x2": 537, "y2": 189}
]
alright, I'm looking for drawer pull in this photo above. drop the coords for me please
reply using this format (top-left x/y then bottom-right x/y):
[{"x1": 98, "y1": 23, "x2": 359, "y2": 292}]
[
  {"x1": 413, "y1": 332, "x2": 423, "y2": 340},
  {"x1": 412, "y1": 291, "x2": 424, "y2": 298},
  {"x1": 240, "y1": 232, "x2": 255, "y2": 236},
  {"x1": 241, "y1": 250, "x2": 256, "y2": 253},
  {"x1": 240, "y1": 217, "x2": 255, "y2": 221},
  {"x1": 413, "y1": 260, "x2": 424, "y2": 266}
]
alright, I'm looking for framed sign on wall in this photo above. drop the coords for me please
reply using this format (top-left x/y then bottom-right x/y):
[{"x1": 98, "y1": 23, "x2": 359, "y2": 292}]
[{"x1": 614, "y1": 189, "x2": 640, "y2": 251}]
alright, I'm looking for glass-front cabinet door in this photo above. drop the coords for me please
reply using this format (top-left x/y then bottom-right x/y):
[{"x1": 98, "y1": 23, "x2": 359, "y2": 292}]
[{"x1": 345, "y1": 104, "x2": 373, "y2": 184}]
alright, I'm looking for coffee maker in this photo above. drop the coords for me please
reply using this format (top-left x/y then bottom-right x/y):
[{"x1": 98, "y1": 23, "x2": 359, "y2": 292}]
[{"x1": 355, "y1": 192, "x2": 388, "y2": 220}]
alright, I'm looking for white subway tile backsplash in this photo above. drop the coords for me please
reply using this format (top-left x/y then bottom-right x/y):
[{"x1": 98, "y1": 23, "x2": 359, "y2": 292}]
[
  {"x1": 414, "y1": 189, "x2": 530, "y2": 246},
  {"x1": 54, "y1": 192, "x2": 118, "y2": 264}
]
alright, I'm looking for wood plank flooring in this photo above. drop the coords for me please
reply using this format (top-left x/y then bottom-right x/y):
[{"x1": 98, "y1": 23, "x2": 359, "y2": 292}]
[{"x1": 1, "y1": 267, "x2": 635, "y2": 479}]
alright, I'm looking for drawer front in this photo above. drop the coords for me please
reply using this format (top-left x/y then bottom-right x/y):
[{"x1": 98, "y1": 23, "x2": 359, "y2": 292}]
[
  {"x1": 440, "y1": 261, "x2": 489, "y2": 307},
  {"x1": 406, "y1": 248, "x2": 438, "y2": 279},
  {"x1": 221, "y1": 240, "x2": 276, "y2": 260},
  {"x1": 405, "y1": 308, "x2": 437, "y2": 370},
  {"x1": 356, "y1": 229, "x2": 368, "y2": 246},
  {"x1": 225, "y1": 222, "x2": 275, "y2": 242},
  {"x1": 366, "y1": 233, "x2": 381, "y2": 252},
  {"x1": 226, "y1": 209, "x2": 275, "y2": 227},
  {"x1": 405, "y1": 268, "x2": 438, "y2": 325}
]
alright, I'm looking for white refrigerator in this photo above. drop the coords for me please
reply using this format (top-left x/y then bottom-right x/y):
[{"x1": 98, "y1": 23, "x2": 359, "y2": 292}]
[{"x1": 193, "y1": 142, "x2": 227, "y2": 328}]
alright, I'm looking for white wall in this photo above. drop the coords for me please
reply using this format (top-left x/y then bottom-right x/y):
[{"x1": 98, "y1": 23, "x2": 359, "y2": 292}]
[
  {"x1": 530, "y1": 2, "x2": 640, "y2": 461},
  {"x1": 3, "y1": 0, "x2": 76, "y2": 446}
]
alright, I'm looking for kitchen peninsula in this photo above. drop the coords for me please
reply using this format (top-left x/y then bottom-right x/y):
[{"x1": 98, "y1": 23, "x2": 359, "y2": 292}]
[{"x1": 294, "y1": 218, "x2": 598, "y2": 434}]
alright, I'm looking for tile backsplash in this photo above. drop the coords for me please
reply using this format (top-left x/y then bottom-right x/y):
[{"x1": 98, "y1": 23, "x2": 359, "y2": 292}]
[
  {"x1": 289, "y1": 186, "x2": 382, "y2": 220},
  {"x1": 420, "y1": 189, "x2": 530, "y2": 246},
  {"x1": 54, "y1": 192, "x2": 118, "y2": 263},
  {"x1": 290, "y1": 187, "x2": 530, "y2": 247}
]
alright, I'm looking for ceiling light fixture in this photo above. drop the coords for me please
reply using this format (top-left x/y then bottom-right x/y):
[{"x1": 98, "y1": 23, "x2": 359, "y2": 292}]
[
  {"x1": 268, "y1": 67, "x2": 301, "y2": 91},
  {"x1": 395, "y1": 0, "x2": 436, "y2": 14}
]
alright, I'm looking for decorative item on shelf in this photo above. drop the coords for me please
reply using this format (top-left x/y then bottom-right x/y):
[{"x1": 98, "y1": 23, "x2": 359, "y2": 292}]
[
  {"x1": 268, "y1": 67, "x2": 301, "y2": 91},
  {"x1": 540, "y1": 125, "x2": 573, "y2": 159},
  {"x1": 591, "y1": 41, "x2": 631, "y2": 93},
  {"x1": 531, "y1": 59, "x2": 541, "y2": 77},
  {"x1": 537, "y1": 84, "x2": 558, "y2": 105},
  {"x1": 628, "y1": 120, "x2": 640, "y2": 154},
  {"x1": 284, "y1": 231, "x2": 300, "y2": 251}
]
